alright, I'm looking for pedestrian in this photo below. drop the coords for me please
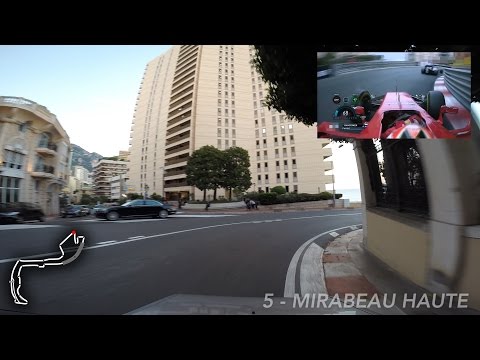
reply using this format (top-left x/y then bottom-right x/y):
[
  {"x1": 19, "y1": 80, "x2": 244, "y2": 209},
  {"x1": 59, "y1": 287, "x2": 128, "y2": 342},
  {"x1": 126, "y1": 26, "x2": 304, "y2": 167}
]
[
  {"x1": 249, "y1": 199, "x2": 256, "y2": 210},
  {"x1": 205, "y1": 201, "x2": 211, "y2": 211}
]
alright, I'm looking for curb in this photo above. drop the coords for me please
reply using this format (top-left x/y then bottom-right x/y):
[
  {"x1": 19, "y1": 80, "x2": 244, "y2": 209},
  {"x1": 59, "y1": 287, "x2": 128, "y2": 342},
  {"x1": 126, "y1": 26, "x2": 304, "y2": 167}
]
[{"x1": 322, "y1": 229, "x2": 379, "y2": 299}]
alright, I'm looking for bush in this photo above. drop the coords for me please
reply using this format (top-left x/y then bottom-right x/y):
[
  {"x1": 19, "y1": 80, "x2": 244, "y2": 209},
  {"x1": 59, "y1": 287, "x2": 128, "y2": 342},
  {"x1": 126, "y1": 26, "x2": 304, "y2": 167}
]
[
  {"x1": 270, "y1": 186, "x2": 286, "y2": 195},
  {"x1": 257, "y1": 192, "x2": 278, "y2": 205}
]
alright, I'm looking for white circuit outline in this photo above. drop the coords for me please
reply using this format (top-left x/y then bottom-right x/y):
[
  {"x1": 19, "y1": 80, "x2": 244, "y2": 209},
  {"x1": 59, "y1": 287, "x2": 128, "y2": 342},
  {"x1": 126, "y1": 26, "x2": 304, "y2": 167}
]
[{"x1": 9, "y1": 230, "x2": 85, "y2": 306}]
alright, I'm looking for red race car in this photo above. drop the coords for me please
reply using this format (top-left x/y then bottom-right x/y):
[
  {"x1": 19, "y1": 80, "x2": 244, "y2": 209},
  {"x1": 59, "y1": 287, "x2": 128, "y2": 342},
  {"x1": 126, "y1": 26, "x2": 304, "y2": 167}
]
[{"x1": 318, "y1": 90, "x2": 471, "y2": 139}]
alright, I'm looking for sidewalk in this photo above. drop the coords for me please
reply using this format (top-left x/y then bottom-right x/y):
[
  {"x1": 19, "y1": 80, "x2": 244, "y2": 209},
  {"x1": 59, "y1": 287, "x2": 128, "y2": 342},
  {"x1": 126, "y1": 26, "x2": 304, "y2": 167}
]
[
  {"x1": 181, "y1": 204, "x2": 362, "y2": 215},
  {"x1": 322, "y1": 230, "x2": 479, "y2": 315}
]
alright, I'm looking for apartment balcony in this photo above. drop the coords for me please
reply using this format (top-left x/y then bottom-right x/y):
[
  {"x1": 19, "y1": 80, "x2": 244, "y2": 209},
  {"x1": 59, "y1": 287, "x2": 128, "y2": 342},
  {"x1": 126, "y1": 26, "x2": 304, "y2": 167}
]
[
  {"x1": 165, "y1": 143, "x2": 190, "y2": 157},
  {"x1": 35, "y1": 142, "x2": 57, "y2": 157},
  {"x1": 164, "y1": 180, "x2": 189, "y2": 188},
  {"x1": 167, "y1": 113, "x2": 191, "y2": 130},
  {"x1": 164, "y1": 168, "x2": 186, "y2": 177},
  {"x1": 31, "y1": 164, "x2": 56, "y2": 179},
  {"x1": 165, "y1": 129, "x2": 190, "y2": 145},
  {"x1": 165, "y1": 156, "x2": 189, "y2": 168},
  {"x1": 323, "y1": 160, "x2": 333, "y2": 171}
]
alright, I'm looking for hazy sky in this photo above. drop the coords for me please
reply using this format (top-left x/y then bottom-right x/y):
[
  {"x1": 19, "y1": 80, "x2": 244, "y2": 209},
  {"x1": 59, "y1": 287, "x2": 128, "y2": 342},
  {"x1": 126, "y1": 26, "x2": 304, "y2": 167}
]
[
  {"x1": 0, "y1": 45, "x2": 171, "y2": 156},
  {"x1": 325, "y1": 142, "x2": 360, "y2": 190},
  {"x1": 0, "y1": 45, "x2": 360, "y2": 190}
]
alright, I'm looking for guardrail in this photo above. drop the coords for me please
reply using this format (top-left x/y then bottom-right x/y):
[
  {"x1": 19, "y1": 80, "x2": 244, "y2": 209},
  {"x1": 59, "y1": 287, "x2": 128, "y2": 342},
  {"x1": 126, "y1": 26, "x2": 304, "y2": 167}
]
[
  {"x1": 442, "y1": 67, "x2": 471, "y2": 111},
  {"x1": 332, "y1": 61, "x2": 418, "y2": 76}
]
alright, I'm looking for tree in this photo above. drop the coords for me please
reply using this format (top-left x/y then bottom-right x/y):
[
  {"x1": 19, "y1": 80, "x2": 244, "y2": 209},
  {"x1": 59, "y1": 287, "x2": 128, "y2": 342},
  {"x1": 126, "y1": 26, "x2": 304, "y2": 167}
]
[
  {"x1": 127, "y1": 193, "x2": 143, "y2": 200},
  {"x1": 80, "y1": 194, "x2": 94, "y2": 205},
  {"x1": 186, "y1": 145, "x2": 224, "y2": 201},
  {"x1": 252, "y1": 45, "x2": 316, "y2": 126},
  {"x1": 270, "y1": 186, "x2": 286, "y2": 195},
  {"x1": 150, "y1": 192, "x2": 163, "y2": 201},
  {"x1": 253, "y1": 46, "x2": 349, "y2": 144},
  {"x1": 221, "y1": 147, "x2": 252, "y2": 200}
]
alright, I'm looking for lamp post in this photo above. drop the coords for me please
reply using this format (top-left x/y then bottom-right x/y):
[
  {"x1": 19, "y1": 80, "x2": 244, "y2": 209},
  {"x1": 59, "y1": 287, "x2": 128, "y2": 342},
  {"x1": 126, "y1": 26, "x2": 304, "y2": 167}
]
[
  {"x1": 253, "y1": 182, "x2": 256, "y2": 193},
  {"x1": 144, "y1": 184, "x2": 149, "y2": 199},
  {"x1": 159, "y1": 166, "x2": 164, "y2": 200}
]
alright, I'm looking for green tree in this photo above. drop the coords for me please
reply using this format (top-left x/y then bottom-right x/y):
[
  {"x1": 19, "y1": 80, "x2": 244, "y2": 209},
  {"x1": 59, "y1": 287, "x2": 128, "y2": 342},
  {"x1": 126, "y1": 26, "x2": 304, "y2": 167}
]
[
  {"x1": 252, "y1": 45, "x2": 316, "y2": 126},
  {"x1": 150, "y1": 192, "x2": 163, "y2": 201},
  {"x1": 270, "y1": 185, "x2": 287, "y2": 195},
  {"x1": 221, "y1": 147, "x2": 252, "y2": 200},
  {"x1": 186, "y1": 145, "x2": 224, "y2": 201},
  {"x1": 80, "y1": 194, "x2": 94, "y2": 205},
  {"x1": 127, "y1": 193, "x2": 143, "y2": 200}
]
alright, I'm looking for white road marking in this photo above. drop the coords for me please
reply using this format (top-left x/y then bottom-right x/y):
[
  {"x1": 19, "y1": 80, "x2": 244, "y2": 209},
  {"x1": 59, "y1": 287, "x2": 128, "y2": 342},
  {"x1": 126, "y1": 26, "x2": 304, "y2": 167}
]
[
  {"x1": 300, "y1": 243, "x2": 327, "y2": 296},
  {"x1": 0, "y1": 224, "x2": 60, "y2": 231},
  {"x1": 329, "y1": 232, "x2": 340, "y2": 237},
  {"x1": 0, "y1": 213, "x2": 363, "y2": 265},
  {"x1": 171, "y1": 214, "x2": 237, "y2": 218},
  {"x1": 284, "y1": 224, "x2": 362, "y2": 298},
  {"x1": 97, "y1": 240, "x2": 117, "y2": 245},
  {"x1": 128, "y1": 236, "x2": 144, "y2": 240},
  {"x1": 350, "y1": 226, "x2": 357, "y2": 230}
]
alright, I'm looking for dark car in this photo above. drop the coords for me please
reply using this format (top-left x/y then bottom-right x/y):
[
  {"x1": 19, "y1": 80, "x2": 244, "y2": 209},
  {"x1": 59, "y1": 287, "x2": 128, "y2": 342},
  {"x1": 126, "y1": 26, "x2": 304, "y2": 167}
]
[
  {"x1": 0, "y1": 202, "x2": 45, "y2": 224},
  {"x1": 61, "y1": 205, "x2": 83, "y2": 218},
  {"x1": 79, "y1": 205, "x2": 91, "y2": 216},
  {"x1": 95, "y1": 199, "x2": 176, "y2": 221},
  {"x1": 421, "y1": 64, "x2": 440, "y2": 75}
]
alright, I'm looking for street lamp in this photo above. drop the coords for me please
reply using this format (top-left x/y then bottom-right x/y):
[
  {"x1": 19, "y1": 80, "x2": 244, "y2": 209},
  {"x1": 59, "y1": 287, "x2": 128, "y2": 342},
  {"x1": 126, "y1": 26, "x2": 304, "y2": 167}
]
[{"x1": 253, "y1": 182, "x2": 256, "y2": 193}]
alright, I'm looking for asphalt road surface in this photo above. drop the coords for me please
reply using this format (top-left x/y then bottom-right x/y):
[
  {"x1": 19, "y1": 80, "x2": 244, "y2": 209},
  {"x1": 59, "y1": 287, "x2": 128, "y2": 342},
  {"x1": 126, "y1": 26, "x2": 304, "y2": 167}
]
[
  {"x1": 317, "y1": 66, "x2": 438, "y2": 122},
  {"x1": 0, "y1": 210, "x2": 362, "y2": 315}
]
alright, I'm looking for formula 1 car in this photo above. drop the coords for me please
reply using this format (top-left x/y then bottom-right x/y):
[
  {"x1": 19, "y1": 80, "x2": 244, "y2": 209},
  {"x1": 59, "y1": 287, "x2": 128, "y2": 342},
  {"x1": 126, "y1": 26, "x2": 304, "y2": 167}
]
[{"x1": 317, "y1": 90, "x2": 471, "y2": 139}]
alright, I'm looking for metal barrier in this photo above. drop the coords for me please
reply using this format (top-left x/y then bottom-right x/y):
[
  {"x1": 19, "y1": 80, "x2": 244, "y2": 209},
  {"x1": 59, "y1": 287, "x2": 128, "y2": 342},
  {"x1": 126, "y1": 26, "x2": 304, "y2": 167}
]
[
  {"x1": 442, "y1": 67, "x2": 471, "y2": 111},
  {"x1": 332, "y1": 61, "x2": 418, "y2": 75}
]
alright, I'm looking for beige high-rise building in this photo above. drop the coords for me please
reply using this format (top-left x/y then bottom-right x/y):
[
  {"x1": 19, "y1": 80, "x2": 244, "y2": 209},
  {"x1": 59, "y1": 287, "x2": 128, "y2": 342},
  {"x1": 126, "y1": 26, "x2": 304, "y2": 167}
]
[
  {"x1": 0, "y1": 96, "x2": 71, "y2": 215},
  {"x1": 128, "y1": 45, "x2": 332, "y2": 201},
  {"x1": 92, "y1": 159, "x2": 128, "y2": 199}
]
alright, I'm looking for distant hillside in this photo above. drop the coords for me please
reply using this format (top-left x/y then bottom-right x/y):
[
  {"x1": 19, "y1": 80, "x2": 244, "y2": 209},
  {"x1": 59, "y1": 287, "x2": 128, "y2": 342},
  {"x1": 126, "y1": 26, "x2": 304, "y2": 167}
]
[{"x1": 71, "y1": 144, "x2": 103, "y2": 172}]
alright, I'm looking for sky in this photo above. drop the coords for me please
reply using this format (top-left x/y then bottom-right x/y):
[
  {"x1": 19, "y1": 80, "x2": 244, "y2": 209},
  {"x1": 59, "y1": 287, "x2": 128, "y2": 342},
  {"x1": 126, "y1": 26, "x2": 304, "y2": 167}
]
[
  {"x1": 0, "y1": 45, "x2": 171, "y2": 156},
  {"x1": 374, "y1": 52, "x2": 407, "y2": 61},
  {"x1": 0, "y1": 45, "x2": 360, "y2": 190},
  {"x1": 324, "y1": 142, "x2": 360, "y2": 190}
]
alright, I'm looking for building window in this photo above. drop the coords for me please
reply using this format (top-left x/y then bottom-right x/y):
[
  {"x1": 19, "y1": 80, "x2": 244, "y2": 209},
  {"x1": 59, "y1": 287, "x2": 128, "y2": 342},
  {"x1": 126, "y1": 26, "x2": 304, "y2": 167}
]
[
  {"x1": 255, "y1": 120, "x2": 258, "y2": 127},
  {"x1": 263, "y1": 139, "x2": 267, "y2": 147},
  {"x1": 255, "y1": 129, "x2": 259, "y2": 138},
  {"x1": 232, "y1": 140, "x2": 236, "y2": 146},
  {"x1": 225, "y1": 99, "x2": 229, "y2": 106},
  {"x1": 225, "y1": 140, "x2": 229, "y2": 148},
  {"x1": 263, "y1": 150, "x2": 268, "y2": 159},
  {"x1": 285, "y1": 173, "x2": 289, "y2": 179},
  {"x1": 225, "y1": 118, "x2": 229, "y2": 127},
  {"x1": 3, "y1": 150, "x2": 25, "y2": 169},
  {"x1": 257, "y1": 163, "x2": 261, "y2": 169},
  {"x1": 232, "y1": 119, "x2": 236, "y2": 127},
  {"x1": 280, "y1": 125, "x2": 285, "y2": 134},
  {"x1": 253, "y1": 93, "x2": 257, "y2": 99},
  {"x1": 218, "y1": 99, "x2": 222, "y2": 105},
  {"x1": 231, "y1": 100, "x2": 235, "y2": 106},
  {"x1": 264, "y1": 162, "x2": 268, "y2": 169},
  {"x1": 272, "y1": 116, "x2": 276, "y2": 124},
  {"x1": 261, "y1": 118, "x2": 265, "y2": 126},
  {"x1": 218, "y1": 108, "x2": 222, "y2": 115},
  {"x1": 275, "y1": 149, "x2": 279, "y2": 158},
  {"x1": 225, "y1": 109, "x2": 228, "y2": 115},
  {"x1": 265, "y1": 174, "x2": 269, "y2": 180},
  {"x1": 258, "y1": 175, "x2": 261, "y2": 181},
  {"x1": 256, "y1": 140, "x2": 260, "y2": 148},
  {"x1": 232, "y1": 109, "x2": 235, "y2": 116},
  {"x1": 291, "y1": 146, "x2": 296, "y2": 156},
  {"x1": 290, "y1": 135, "x2": 294, "y2": 143},
  {"x1": 262, "y1": 128, "x2": 266, "y2": 135},
  {"x1": 217, "y1": 128, "x2": 222, "y2": 137},
  {"x1": 232, "y1": 129, "x2": 236, "y2": 138},
  {"x1": 288, "y1": 124, "x2": 294, "y2": 132},
  {"x1": 19, "y1": 123, "x2": 27, "y2": 132},
  {"x1": 283, "y1": 148, "x2": 287, "y2": 157},
  {"x1": 218, "y1": 118, "x2": 222, "y2": 126},
  {"x1": 276, "y1": 173, "x2": 280, "y2": 179},
  {"x1": 254, "y1": 110, "x2": 258, "y2": 117},
  {"x1": 0, "y1": 176, "x2": 20, "y2": 203}
]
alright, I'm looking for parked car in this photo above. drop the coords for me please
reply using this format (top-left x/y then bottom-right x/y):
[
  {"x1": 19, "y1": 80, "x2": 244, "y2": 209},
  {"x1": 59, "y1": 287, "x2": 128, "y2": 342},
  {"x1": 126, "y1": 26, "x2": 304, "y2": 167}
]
[
  {"x1": 0, "y1": 202, "x2": 45, "y2": 224},
  {"x1": 80, "y1": 205, "x2": 91, "y2": 216},
  {"x1": 61, "y1": 205, "x2": 83, "y2": 218},
  {"x1": 91, "y1": 204, "x2": 107, "y2": 215},
  {"x1": 95, "y1": 199, "x2": 176, "y2": 221}
]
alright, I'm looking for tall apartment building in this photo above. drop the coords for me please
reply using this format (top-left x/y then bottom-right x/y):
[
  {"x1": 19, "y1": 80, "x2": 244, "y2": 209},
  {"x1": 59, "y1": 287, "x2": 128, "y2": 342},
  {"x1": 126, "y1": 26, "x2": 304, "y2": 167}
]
[
  {"x1": 0, "y1": 96, "x2": 71, "y2": 215},
  {"x1": 128, "y1": 45, "x2": 332, "y2": 201},
  {"x1": 92, "y1": 159, "x2": 128, "y2": 199},
  {"x1": 73, "y1": 165, "x2": 90, "y2": 183},
  {"x1": 118, "y1": 150, "x2": 129, "y2": 161}
]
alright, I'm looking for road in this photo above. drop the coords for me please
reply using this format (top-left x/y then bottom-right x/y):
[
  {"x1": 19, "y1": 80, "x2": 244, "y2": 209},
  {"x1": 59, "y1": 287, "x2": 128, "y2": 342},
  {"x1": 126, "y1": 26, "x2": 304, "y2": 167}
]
[
  {"x1": 317, "y1": 66, "x2": 438, "y2": 122},
  {"x1": 0, "y1": 210, "x2": 362, "y2": 314}
]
